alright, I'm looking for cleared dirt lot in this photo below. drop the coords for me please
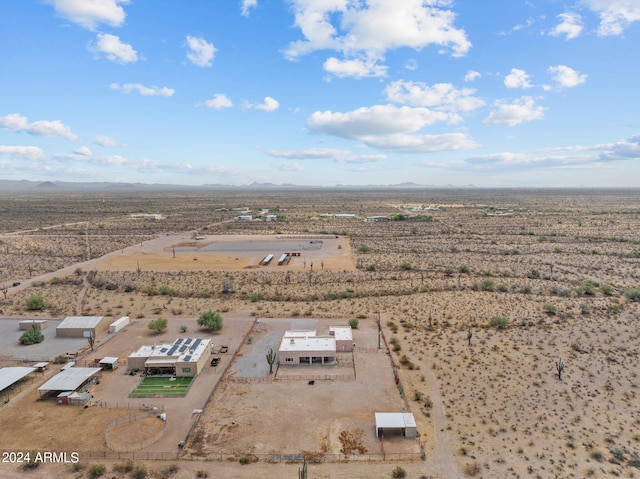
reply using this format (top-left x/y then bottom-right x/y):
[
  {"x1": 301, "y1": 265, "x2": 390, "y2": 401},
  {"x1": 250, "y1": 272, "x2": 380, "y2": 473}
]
[{"x1": 187, "y1": 317, "x2": 421, "y2": 460}]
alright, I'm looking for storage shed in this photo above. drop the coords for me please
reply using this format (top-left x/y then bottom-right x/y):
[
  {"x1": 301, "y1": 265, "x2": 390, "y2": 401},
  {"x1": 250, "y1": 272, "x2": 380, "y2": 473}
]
[
  {"x1": 56, "y1": 316, "x2": 108, "y2": 338},
  {"x1": 99, "y1": 357, "x2": 119, "y2": 371},
  {"x1": 375, "y1": 412, "x2": 417, "y2": 439},
  {"x1": 19, "y1": 320, "x2": 47, "y2": 330}
]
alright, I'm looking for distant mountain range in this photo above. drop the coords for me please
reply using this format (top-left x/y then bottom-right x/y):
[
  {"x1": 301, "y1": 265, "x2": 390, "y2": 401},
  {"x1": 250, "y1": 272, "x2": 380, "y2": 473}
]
[{"x1": 0, "y1": 179, "x2": 479, "y2": 192}]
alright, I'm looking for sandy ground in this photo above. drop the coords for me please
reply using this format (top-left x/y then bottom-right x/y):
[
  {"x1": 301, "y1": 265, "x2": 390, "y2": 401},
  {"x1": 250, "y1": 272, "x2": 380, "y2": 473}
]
[{"x1": 1, "y1": 191, "x2": 640, "y2": 479}]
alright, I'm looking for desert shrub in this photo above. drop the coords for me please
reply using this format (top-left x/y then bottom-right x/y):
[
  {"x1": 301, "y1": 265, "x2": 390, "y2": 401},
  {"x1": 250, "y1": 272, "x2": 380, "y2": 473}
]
[
  {"x1": 590, "y1": 450, "x2": 604, "y2": 462},
  {"x1": 53, "y1": 354, "x2": 68, "y2": 364},
  {"x1": 25, "y1": 294, "x2": 45, "y2": 311},
  {"x1": 122, "y1": 280, "x2": 136, "y2": 292},
  {"x1": 249, "y1": 293, "x2": 260, "y2": 302},
  {"x1": 357, "y1": 244, "x2": 372, "y2": 253},
  {"x1": 399, "y1": 261, "x2": 413, "y2": 271},
  {"x1": 458, "y1": 265, "x2": 470, "y2": 273},
  {"x1": 520, "y1": 284, "x2": 532, "y2": 294},
  {"x1": 19, "y1": 327, "x2": 44, "y2": 345},
  {"x1": 463, "y1": 461, "x2": 481, "y2": 476},
  {"x1": 196, "y1": 470, "x2": 209, "y2": 478},
  {"x1": 180, "y1": 325, "x2": 187, "y2": 333},
  {"x1": 158, "y1": 285, "x2": 180, "y2": 296},
  {"x1": 348, "y1": 318, "x2": 359, "y2": 329},
  {"x1": 543, "y1": 303, "x2": 557, "y2": 315},
  {"x1": 198, "y1": 310, "x2": 223, "y2": 331},
  {"x1": 481, "y1": 279, "x2": 495, "y2": 292},
  {"x1": 239, "y1": 456, "x2": 251, "y2": 465},
  {"x1": 399, "y1": 355, "x2": 415, "y2": 369},
  {"x1": 132, "y1": 464, "x2": 148, "y2": 479},
  {"x1": 391, "y1": 466, "x2": 406, "y2": 478},
  {"x1": 413, "y1": 390, "x2": 423, "y2": 401},
  {"x1": 490, "y1": 316, "x2": 509, "y2": 329},
  {"x1": 148, "y1": 317, "x2": 168, "y2": 334},
  {"x1": 112, "y1": 459, "x2": 135, "y2": 473},
  {"x1": 30, "y1": 280, "x2": 45, "y2": 287},
  {"x1": 624, "y1": 289, "x2": 640, "y2": 302},
  {"x1": 497, "y1": 283, "x2": 508, "y2": 292},
  {"x1": 528, "y1": 269, "x2": 540, "y2": 279},
  {"x1": 580, "y1": 303, "x2": 590, "y2": 315},
  {"x1": 600, "y1": 284, "x2": 615, "y2": 296},
  {"x1": 87, "y1": 463, "x2": 106, "y2": 478},
  {"x1": 576, "y1": 280, "x2": 596, "y2": 296}
]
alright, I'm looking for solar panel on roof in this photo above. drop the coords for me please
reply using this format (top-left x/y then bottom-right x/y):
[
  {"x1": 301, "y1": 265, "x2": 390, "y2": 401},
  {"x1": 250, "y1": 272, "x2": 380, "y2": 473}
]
[
  {"x1": 167, "y1": 345, "x2": 179, "y2": 356},
  {"x1": 175, "y1": 338, "x2": 183, "y2": 345},
  {"x1": 192, "y1": 338, "x2": 202, "y2": 350},
  {"x1": 160, "y1": 348, "x2": 167, "y2": 353},
  {"x1": 183, "y1": 355, "x2": 192, "y2": 361},
  {"x1": 179, "y1": 345, "x2": 188, "y2": 352},
  {"x1": 184, "y1": 338, "x2": 192, "y2": 345}
]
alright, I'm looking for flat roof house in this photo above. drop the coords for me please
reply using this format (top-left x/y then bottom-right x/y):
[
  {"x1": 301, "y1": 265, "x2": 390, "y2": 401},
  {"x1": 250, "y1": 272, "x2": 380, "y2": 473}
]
[
  {"x1": 278, "y1": 331, "x2": 336, "y2": 365},
  {"x1": 128, "y1": 338, "x2": 211, "y2": 377}
]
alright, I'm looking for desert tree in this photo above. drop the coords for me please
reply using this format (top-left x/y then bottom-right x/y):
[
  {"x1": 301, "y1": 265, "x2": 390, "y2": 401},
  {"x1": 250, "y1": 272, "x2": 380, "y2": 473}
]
[
  {"x1": 197, "y1": 310, "x2": 223, "y2": 331},
  {"x1": 266, "y1": 348, "x2": 277, "y2": 374},
  {"x1": 25, "y1": 295, "x2": 45, "y2": 311},
  {"x1": 467, "y1": 327, "x2": 473, "y2": 346},
  {"x1": 88, "y1": 332, "x2": 95, "y2": 351},
  {"x1": 148, "y1": 317, "x2": 168, "y2": 334},
  {"x1": 1, "y1": 285, "x2": 7, "y2": 300}
]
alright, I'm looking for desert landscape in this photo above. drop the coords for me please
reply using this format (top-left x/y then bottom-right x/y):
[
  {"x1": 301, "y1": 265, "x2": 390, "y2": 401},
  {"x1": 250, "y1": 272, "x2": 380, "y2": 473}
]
[{"x1": 0, "y1": 187, "x2": 639, "y2": 479}]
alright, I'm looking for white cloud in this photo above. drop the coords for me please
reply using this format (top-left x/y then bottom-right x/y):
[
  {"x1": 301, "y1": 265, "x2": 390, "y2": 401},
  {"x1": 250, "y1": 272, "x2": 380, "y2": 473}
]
[
  {"x1": 364, "y1": 132, "x2": 479, "y2": 153},
  {"x1": 549, "y1": 12, "x2": 583, "y2": 40},
  {"x1": 267, "y1": 148, "x2": 386, "y2": 163},
  {"x1": 92, "y1": 33, "x2": 138, "y2": 63},
  {"x1": 583, "y1": 0, "x2": 640, "y2": 36},
  {"x1": 385, "y1": 80, "x2": 485, "y2": 113},
  {"x1": 47, "y1": 0, "x2": 129, "y2": 31},
  {"x1": 186, "y1": 35, "x2": 216, "y2": 67},
  {"x1": 241, "y1": 0, "x2": 258, "y2": 17},
  {"x1": 484, "y1": 97, "x2": 545, "y2": 126},
  {"x1": 0, "y1": 145, "x2": 47, "y2": 161},
  {"x1": 273, "y1": 161, "x2": 304, "y2": 172},
  {"x1": 0, "y1": 113, "x2": 78, "y2": 140},
  {"x1": 203, "y1": 94, "x2": 233, "y2": 109},
  {"x1": 548, "y1": 65, "x2": 587, "y2": 88},
  {"x1": 250, "y1": 96, "x2": 280, "y2": 112},
  {"x1": 323, "y1": 57, "x2": 387, "y2": 78},
  {"x1": 307, "y1": 104, "x2": 479, "y2": 153},
  {"x1": 504, "y1": 68, "x2": 532, "y2": 89},
  {"x1": 308, "y1": 104, "x2": 449, "y2": 139},
  {"x1": 110, "y1": 83, "x2": 175, "y2": 96},
  {"x1": 73, "y1": 146, "x2": 92, "y2": 155},
  {"x1": 94, "y1": 135, "x2": 123, "y2": 146},
  {"x1": 285, "y1": 0, "x2": 471, "y2": 66},
  {"x1": 464, "y1": 70, "x2": 481, "y2": 82},
  {"x1": 267, "y1": 148, "x2": 352, "y2": 160}
]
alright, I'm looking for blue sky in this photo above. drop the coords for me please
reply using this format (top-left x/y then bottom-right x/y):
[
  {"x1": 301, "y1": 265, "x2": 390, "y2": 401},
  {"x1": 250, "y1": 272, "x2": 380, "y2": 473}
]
[{"x1": 1, "y1": 0, "x2": 639, "y2": 187}]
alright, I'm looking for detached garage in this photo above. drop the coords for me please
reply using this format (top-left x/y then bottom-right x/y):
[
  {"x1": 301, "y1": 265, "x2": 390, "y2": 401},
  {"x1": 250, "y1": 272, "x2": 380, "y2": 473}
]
[
  {"x1": 56, "y1": 316, "x2": 108, "y2": 338},
  {"x1": 375, "y1": 412, "x2": 417, "y2": 439}
]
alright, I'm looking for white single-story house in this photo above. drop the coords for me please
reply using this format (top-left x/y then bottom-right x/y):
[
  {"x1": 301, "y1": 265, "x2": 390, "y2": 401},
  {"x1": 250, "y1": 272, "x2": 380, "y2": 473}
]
[
  {"x1": 278, "y1": 330, "x2": 336, "y2": 365},
  {"x1": 127, "y1": 338, "x2": 211, "y2": 377}
]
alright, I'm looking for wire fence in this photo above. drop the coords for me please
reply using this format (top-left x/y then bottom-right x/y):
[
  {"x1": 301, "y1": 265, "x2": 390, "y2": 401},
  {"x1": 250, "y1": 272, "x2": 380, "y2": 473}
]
[{"x1": 104, "y1": 410, "x2": 168, "y2": 452}]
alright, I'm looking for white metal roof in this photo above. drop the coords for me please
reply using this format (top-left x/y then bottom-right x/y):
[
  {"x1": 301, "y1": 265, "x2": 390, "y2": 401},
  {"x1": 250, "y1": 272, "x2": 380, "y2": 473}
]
[
  {"x1": 375, "y1": 412, "x2": 416, "y2": 429},
  {"x1": 99, "y1": 357, "x2": 119, "y2": 364},
  {"x1": 38, "y1": 368, "x2": 100, "y2": 392},
  {"x1": 57, "y1": 316, "x2": 104, "y2": 329},
  {"x1": 0, "y1": 367, "x2": 36, "y2": 392}
]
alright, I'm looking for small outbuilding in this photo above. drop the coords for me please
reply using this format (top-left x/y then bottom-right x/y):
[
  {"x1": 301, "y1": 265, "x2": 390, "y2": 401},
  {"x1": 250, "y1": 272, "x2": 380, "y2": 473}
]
[
  {"x1": 56, "y1": 316, "x2": 109, "y2": 338},
  {"x1": 19, "y1": 320, "x2": 48, "y2": 330},
  {"x1": 374, "y1": 412, "x2": 417, "y2": 439},
  {"x1": 99, "y1": 357, "x2": 119, "y2": 371},
  {"x1": 38, "y1": 367, "x2": 101, "y2": 398}
]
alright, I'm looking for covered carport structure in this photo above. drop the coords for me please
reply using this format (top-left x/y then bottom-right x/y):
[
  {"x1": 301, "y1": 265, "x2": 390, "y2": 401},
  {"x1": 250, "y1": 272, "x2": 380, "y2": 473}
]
[
  {"x1": 375, "y1": 412, "x2": 417, "y2": 439},
  {"x1": 37, "y1": 367, "x2": 101, "y2": 398},
  {"x1": 0, "y1": 367, "x2": 36, "y2": 400}
]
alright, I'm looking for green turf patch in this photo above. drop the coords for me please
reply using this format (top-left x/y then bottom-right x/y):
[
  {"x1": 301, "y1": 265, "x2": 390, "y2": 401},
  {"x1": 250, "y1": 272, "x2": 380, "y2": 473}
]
[{"x1": 130, "y1": 376, "x2": 194, "y2": 398}]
